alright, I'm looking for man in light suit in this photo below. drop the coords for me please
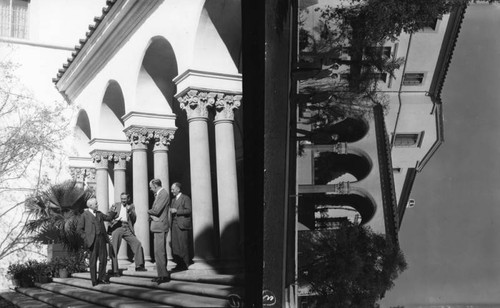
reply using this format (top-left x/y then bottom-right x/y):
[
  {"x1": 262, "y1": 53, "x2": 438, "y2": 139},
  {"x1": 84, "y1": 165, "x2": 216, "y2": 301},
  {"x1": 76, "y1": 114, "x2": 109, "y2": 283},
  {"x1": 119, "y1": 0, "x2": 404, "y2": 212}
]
[
  {"x1": 147, "y1": 179, "x2": 171, "y2": 284},
  {"x1": 107, "y1": 192, "x2": 146, "y2": 276},
  {"x1": 170, "y1": 182, "x2": 192, "y2": 271},
  {"x1": 77, "y1": 198, "x2": 111, "y2": 286}
]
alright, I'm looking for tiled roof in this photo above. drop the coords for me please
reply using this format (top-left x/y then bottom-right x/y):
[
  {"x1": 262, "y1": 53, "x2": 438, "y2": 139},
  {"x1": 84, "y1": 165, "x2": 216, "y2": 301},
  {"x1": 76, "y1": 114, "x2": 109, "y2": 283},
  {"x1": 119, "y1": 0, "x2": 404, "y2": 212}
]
[
  {"x1": 430, "y1": 4, "x2": 468, "y2": 100},
  {"x1": 52, "y1": 0, "x2": 117, "y2": 84}
]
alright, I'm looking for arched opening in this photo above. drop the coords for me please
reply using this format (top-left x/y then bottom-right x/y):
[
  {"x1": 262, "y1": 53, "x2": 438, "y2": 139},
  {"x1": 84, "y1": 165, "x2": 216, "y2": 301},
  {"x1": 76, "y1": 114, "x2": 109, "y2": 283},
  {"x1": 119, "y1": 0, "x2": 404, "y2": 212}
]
[
  {"x1": 314, "y1": 151, "x2": 372, "y2": 184},
  {"x1": 298, "y1": 192, "x2": 376, "y2": 230},
  {"x1": 73, "y1": 110, "x2": 91, "y2": 156},
  {"x1": 302, "y1": 117, "x2": 369, "y2": 144},
  {"x1": 98, "y1": 80, "x2": 126, "y2": 139}
]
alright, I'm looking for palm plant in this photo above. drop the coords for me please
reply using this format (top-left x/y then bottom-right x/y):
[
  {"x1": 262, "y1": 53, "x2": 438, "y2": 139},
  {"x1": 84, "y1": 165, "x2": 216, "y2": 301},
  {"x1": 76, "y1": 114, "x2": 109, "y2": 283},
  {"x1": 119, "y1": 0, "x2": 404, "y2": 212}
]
[{"x1": 25, "y1": 180, "x2": 92, "y2": 252}]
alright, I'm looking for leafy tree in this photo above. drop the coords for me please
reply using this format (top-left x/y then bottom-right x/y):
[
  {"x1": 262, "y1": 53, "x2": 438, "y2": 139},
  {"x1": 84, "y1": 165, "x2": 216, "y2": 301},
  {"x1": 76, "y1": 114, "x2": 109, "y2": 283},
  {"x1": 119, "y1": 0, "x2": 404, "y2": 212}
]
[
  {"x1": 25, "y1": 180, "x2": 92, "y2": 252},
  {"x1": 0, "y1": 59, "x2": 72, "y2": 262},
  {"x1": 295, "y1": 0, "x2": 474, "y2": 142},
  {"x1": 298, "y1": 222, "x2": 407, "y2": 307}
]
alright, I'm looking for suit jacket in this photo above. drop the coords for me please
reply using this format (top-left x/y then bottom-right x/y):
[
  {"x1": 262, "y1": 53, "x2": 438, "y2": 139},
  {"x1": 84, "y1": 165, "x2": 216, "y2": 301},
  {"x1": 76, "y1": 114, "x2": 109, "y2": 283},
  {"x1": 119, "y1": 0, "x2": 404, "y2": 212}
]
[
  {"x1": 172, "y1": 194, "x2": 192, "y2": 230},
  {"x1": 77, "y1": 210, "x2": 111, "y2": 249},
  {"x1": 148, "y1": 188, "x2": 170, "y2": 233},
  {"x1": 107, "y1": 202, "x2": 137, "y2": 234}
]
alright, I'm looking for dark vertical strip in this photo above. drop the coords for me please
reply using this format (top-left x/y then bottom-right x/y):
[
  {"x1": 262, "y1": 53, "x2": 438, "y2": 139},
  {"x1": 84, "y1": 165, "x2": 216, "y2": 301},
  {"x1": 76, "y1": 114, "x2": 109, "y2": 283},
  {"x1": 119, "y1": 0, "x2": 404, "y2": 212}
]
[
  {"x1": 262, "y1": 0, "x2": 292, "y2": 306},
  {"x1": 286, "y1": 0, "x2": 298, "y2": 288},
  {"x1": 242, "y1": 0, "x2": 265, "y2": 306}
]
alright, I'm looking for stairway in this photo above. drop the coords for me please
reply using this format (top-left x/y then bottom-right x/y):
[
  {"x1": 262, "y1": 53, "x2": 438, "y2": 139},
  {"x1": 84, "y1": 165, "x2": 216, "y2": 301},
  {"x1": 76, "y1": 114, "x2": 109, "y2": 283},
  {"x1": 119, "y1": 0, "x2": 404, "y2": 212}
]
[{"x1": 0, "y1": 268, "x2": 245, "y2": 307}]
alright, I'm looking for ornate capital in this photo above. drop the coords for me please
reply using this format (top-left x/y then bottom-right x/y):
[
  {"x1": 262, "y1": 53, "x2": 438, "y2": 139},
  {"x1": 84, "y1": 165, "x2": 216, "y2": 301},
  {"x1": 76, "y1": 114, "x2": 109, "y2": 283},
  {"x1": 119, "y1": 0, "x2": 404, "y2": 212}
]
[
  {"x1": 124, "y1": 127, "x2": 154, "y2": 146},
  {"x1": 111, "y1": 152, "x2": 131, "y2": 170},
  {"x1": 69, "y1": 167, "x2": 86, "y2": 182},
  {"x1": 332, "y1": 142, "x2": 347, "y2": 154},
  {"x1": 213, "y1": 93, "x2": 242, "y2": 122},
  {"x1": 85, "y1": 168, "x2": 96, "y2": 182},
  {"x1": 91, "y1": 151, "x2": 113, "y2": 169},
  {"x1": 332, "y1": 182, "x2": 350, "y2": 194},
  {"x1": 178, "y1": 90, "x2": 216, "y2": 120},
  {"x1": 153, "y1": 129, "x2": 176, "y2": 148}
]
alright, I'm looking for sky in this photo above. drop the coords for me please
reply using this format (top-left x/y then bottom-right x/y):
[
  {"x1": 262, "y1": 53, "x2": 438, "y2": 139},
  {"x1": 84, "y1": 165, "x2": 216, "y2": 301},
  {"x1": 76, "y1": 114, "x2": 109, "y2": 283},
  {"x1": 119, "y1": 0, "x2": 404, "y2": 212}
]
[{"x1": 381, "y1": 3, "x2": 500, "y2": 307}]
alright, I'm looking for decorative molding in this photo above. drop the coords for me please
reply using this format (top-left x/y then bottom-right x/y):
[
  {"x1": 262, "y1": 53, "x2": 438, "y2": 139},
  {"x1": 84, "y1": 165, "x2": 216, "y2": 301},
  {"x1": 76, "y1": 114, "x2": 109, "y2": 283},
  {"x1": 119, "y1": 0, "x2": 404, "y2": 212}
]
[
  {"x1": 153, "y1": 129, "x2": 176, "y2": 147},
  {"x1": 111, "y1": 152, "x2": 131, "y2": 170},
  {"x1": 124, "y1": 127, "x2": 155, "y2": 145},
  {"x1": 85, "y1": 168, "x2": 96, "y2": 182},
  {"x1": 213, "y1": 93, "x2": 242, "y2": 122},
  {"x1": 69, "y1": 167, "x2": 87, "y2": 182},
  {"x1": 332, "y1": 182, "x2": 350, "y2": 194},
  {"x1": 178, "y1": 90, "x2": 216, "y2": 120},
  {"x1": 91, "y1": 151, "x2": 113, "y2": 169},
  {"x1": 332, "y1": 142, "x2": 347, "y2": 154},
  {"x1": 55, "y1": 1, "x2": 162, "y2": 102}
]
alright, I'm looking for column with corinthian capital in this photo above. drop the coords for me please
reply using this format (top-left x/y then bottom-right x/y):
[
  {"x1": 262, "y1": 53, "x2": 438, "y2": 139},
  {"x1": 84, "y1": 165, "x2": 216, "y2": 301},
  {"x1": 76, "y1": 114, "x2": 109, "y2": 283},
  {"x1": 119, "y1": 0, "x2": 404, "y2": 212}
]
[
  {"x1": 213, "y1": 93, "x2": 242, "y2": 263},
  {"x1": 125, "y1": 128, "x2": 153, "y2": 263},
  {"x1": 153, "y1": 129, "x2": 176, "y2": 263},
  {"x1": 179, "y1": 90, "x2": 216, "y2": 265},
  {"x1": 112, "y1": 152, "x2": 132, "y2": 265},
  {"x1": 92, "y1": 152, "x2": 111, "y2": 214}
]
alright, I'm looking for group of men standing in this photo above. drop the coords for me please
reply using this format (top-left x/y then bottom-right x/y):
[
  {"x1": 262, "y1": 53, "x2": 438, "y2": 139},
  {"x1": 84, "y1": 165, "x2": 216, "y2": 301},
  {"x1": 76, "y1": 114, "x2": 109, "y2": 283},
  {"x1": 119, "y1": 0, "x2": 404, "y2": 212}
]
[{"x1": 77, "y1": 179, "x2": 192, "y2": 287}]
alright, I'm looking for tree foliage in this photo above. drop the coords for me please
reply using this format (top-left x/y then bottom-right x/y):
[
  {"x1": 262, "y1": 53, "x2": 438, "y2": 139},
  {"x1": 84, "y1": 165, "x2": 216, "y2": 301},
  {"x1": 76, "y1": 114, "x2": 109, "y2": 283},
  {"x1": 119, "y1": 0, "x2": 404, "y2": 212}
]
[
  {"x1": 25, "y1": 180, "x2": 92, "y2": 252},
  {"x1": 295, "y1": 0, "x2": 473, "y2": 139},
  {"x1": 298, "y1": 222, "x2": 407, "y2": 307},
  {"x1": 0, "y1": 59, "x2": 72, "y2": 262}
]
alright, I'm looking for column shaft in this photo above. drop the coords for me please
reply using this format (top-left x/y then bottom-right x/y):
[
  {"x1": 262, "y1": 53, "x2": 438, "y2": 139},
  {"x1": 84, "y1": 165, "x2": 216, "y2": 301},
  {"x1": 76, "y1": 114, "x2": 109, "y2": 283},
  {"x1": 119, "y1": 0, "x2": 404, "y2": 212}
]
[
  {"x1": 189, "y1": 118, "x2": 216, "y2": 261},
  {"x1": 153, "y1": 144, "x2": 173, "y2": 262},
  {"x1": 214, "y1": 120, "x2": 240, "y2": 261},
  {"x1": 113, "y1": 154, "x2": 130, "y2": 264},
  {"x1": 93, "y1": 154, "x2": 110, "y2": 214},
  {"x1": 131, "y1": 144, "x2": 151, "y2": 262}
]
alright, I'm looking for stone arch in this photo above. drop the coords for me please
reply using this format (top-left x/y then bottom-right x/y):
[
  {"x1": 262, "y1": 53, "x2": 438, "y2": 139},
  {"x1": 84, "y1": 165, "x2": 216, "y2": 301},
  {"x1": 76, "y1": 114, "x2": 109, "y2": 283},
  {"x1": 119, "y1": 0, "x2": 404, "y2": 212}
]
[
  {"x1": 314, "y1": 149, "x2": 372, "y2": 184},
  {"x1": 135, "y1": 35, "x2": 190, "y2": 192},
  {"x1": 98, "y1": 80, "x2": 126, "y2": 139},
  {"x1": 73, "y1": 109, "x2": 91, "y2": 156},
  {"x1": 298, "y1": 189, "x2": 377, "y2": 229},
  {"x1": 192, "y1": 0, "x2": 241, "y2": 73},
  {"x1": 135, "y1": 36, "x2": 178, "y2": 114},
  {"x1": 311, "y1": 117, "x2": 369, "y2": 144}
]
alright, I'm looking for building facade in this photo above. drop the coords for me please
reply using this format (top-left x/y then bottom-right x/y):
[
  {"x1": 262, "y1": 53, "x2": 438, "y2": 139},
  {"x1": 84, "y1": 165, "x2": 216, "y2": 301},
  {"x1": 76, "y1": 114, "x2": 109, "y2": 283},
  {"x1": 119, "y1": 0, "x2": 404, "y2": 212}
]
[{"x1": 54, "y1": 0, "x2": 244, "y2": 270}]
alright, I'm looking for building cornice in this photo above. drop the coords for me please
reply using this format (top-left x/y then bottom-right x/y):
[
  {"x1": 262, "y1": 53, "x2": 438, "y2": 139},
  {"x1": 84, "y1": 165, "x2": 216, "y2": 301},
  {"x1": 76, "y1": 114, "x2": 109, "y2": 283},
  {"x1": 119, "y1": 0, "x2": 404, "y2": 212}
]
[{"x1": 54, "y1": 0, "x2": 163, "y2": 103}]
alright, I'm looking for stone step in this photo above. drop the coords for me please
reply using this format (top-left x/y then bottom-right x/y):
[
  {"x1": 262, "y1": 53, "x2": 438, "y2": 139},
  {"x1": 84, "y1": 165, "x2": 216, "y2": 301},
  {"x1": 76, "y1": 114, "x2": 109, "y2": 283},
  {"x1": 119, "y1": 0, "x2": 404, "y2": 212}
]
[
  {"x1": 0, "y1": 290, "x2": 53, "y2": 308},
  {"x1": 16, "y1": 287, "x2": 107, "y2": 307},
  {"x1": 69, "y1": 273, "x2": 243, "y2": 299},
  {"x1": 40, "y1": 281, "x2": 231, "y2": 307},
  {"x1": 120, "y1": 268, "x2": 244, "y2": 286}
]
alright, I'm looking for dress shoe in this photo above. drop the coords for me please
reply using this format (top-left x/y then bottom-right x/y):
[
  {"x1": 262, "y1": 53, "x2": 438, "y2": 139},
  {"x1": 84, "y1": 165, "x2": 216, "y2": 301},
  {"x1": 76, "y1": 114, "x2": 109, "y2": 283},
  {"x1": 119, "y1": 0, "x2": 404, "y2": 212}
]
[
  {"x1": 98, "y1": 279, "x2": 110, "y2": 284},
  {"x1": 135, "y1": 266, "x2": 147, "y2": 272},
  {"x1": 156, "y1": 276, "x2": 171, "y2": 284},
  {"x1": 151, "y1": 277, "x2": 159, "y2": 283},
  {"x1": 92, "y1": 281, "x2": 98, "y2": 287},
  {"x1": 172, "y1": 265, "x2": 188, "y2": 272}
]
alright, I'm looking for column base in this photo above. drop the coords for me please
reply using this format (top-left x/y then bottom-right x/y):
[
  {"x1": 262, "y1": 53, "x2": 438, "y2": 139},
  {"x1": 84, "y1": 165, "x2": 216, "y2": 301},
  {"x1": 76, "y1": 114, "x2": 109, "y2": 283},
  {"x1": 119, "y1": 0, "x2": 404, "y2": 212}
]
[{"x1": 186, "y1": 259, "x2": 243, "y2": 274}]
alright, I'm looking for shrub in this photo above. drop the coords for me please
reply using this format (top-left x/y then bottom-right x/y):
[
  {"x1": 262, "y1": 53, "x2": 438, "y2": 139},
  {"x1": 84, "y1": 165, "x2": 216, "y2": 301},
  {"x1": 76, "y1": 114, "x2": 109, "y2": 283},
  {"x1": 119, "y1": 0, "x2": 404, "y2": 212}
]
[{"x1": 49, "y1": 251, "x2": 88, "y2": 277}]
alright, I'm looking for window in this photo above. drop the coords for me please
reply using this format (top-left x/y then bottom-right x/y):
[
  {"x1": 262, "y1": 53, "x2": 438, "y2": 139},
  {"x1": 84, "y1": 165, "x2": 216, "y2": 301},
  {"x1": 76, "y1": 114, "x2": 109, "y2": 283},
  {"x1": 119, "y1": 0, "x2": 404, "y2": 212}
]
[
  {"x1": 0, "y1": 0, "x2": 29, "y2": 39},
  {"x1": 393, "y1": 132, "x2": 424, "y2": 147},
  {"x1": 403, "y1": 73, "x2": 425, "y2": 86}
]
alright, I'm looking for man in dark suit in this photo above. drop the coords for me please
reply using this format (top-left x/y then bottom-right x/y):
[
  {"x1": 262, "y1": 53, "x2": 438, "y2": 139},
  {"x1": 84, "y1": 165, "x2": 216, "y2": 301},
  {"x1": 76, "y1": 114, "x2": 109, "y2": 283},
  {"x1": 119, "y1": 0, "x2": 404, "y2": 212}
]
[
  {"x1": 107, "y1": 192, "x2": 146, "y2": 276},
  {"x1": 147, "y1": 179, "x2": 171, "y2": 284},
  {"x1": 170, "y1": 182, "x2": 192, "y2": 271},
  {"x1": 77, "y1": 198, "x2": 111, "y2": 286}
]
